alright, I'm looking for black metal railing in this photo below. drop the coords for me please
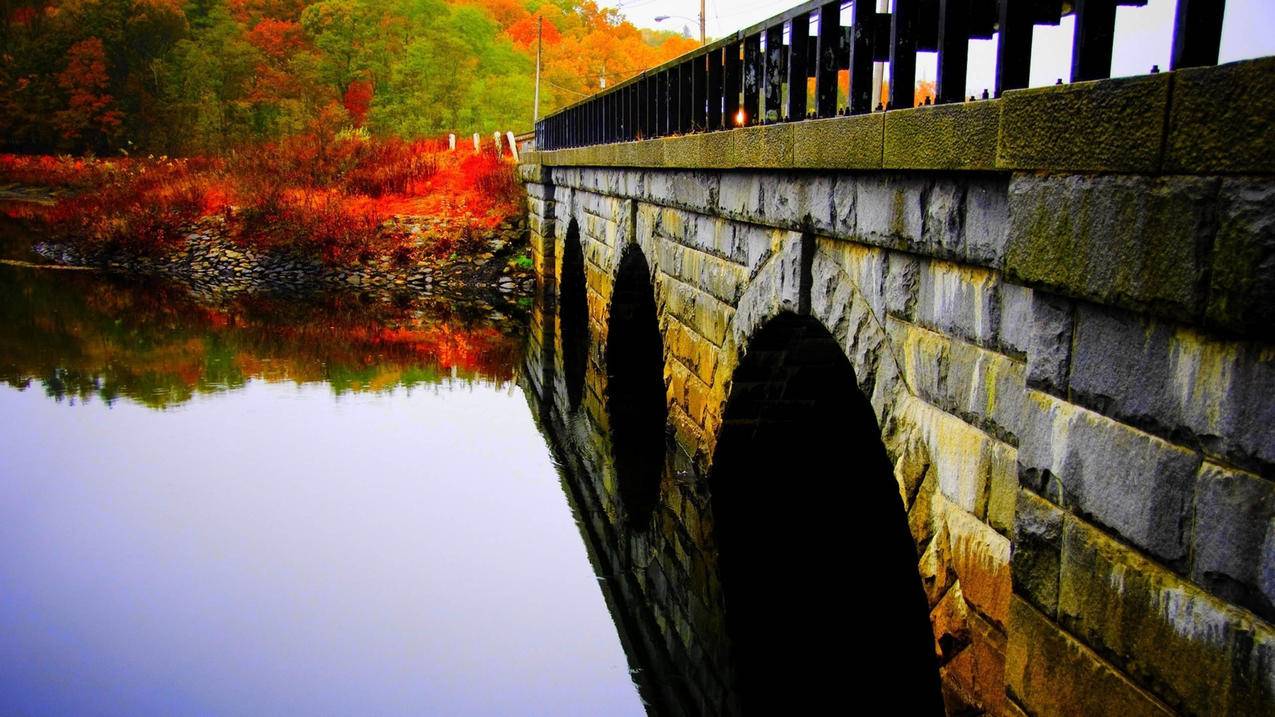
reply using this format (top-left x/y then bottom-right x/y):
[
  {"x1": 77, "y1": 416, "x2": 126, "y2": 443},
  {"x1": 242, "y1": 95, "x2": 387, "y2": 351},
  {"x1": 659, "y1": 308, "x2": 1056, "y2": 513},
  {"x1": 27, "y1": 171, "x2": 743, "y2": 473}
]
[{"x1": 534, "y1": 0, "x2": 1228, "y2": 151}]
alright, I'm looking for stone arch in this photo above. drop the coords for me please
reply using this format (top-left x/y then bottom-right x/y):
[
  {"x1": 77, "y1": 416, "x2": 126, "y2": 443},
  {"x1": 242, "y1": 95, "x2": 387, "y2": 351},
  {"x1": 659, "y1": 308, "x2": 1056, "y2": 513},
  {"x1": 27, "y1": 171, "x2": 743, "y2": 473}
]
[
  {"x1": 605, "y1": 243, "x2": 667, "y2": 528},
  {"x1": 708, "y1": 310, "x2": 943, "y2": 713},
  {"x1": 559, "y1": 217, "x2": 588, "y2": 411}
]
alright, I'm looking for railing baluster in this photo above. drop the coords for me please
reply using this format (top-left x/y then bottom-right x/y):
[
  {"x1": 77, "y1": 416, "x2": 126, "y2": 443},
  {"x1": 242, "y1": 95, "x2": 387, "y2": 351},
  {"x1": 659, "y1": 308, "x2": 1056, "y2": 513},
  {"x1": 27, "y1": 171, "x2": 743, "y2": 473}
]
[
  {"x1": 815, "y1": 2, "x2": 841, "y2": 118},
  {"x1": 680, "y1": 60, "x2": 695, "y2": 133},
  {"x1": 995, "y1": 0, "x2": 1034, "y2": 96},
  {"x1": 764, "y1": 25, "x2": 785, "y2": 123},
  {"x1": 708, "y1": 48, "x2": 725, "y2": 130},
  {"x1": 788, "y1": 14, "x2": 811, "y2": 120},
  {"x1": 849, "y1": 0, "x2": 877, "y2": 114},
  {"x1": 725, "y1": 41, "x2": 744, "y2": 127},
  {"x1": 744, "y1": 33, "x2": 762, "y2": 125},
  {"x1": 693, "y1": 55, "x2": 708, "y2": 131},
  {"x1": 1072, "y1": 0, "x2": 1118, "y2": 81},
  {"x1": 936, "y1": 0, "x2": 970, "y2": 104},
  {"x1": 1171, "y1": 0, "x2": 1226, "y2": 70},
  {"x1": 890, "y1": 0, "x2": 918, "y2": 110}
]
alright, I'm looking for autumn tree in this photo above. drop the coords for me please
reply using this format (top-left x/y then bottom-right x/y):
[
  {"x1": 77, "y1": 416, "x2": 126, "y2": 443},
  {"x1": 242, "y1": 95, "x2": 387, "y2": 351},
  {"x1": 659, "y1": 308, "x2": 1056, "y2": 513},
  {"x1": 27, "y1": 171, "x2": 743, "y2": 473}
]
[{"x1": 54, "y1": 37, "x2": 123, "y2": 150}]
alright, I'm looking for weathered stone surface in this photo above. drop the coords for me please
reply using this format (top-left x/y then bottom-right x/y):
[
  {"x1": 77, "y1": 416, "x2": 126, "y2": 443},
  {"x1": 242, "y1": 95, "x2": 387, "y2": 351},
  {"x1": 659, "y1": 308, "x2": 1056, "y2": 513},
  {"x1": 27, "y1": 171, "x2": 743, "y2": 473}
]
[
  {"x1": 915, "y1": 259, "x2": 1000, "y2": 346},
  {"x1": 998, "y1": 282, "x2": 1033, "y2": 358},
  {"x1": 894, "y1": 395, "x2": 1007, "y2": 520},
  {"x1": 964, "y1": 177, "x2": 1010, "y2": 267},
  {"x1": 1006, "y1": 596, "x2": 1174, "y2": 717},
  {"x1": 1165, "y1": 56, "x2": 1275, "y2": 174},
  {"x1": 1068, "y1": 303, "x2": 1275, "y2": 469},
  {"x1": 1013, "y1": 489, "x2": 1064, "y2": 617},
  {"x1": 1023, "y1": 290, "x2": 1071, "y2": 394},
  {"x1": 940, "y1": 495, "x2": 1012, "y2": 627},
  {"x1": 1058, "y1": 515, "x2": 1274, "y2": 716},
  {"x1": 997, "y1": 73, "x2": 1170, "y2": 173},
  {"x1": 1018, "y1": 390, "x2": 1200, "y2": 564},
  {"x1": 1192, "y1": 462, "x2": 1275, "y2": 621},
  {"x1": 1208, "y1": 178, "x2": 1275, "y2": 338},
  {"x1": 890, "y1": 318, "x2": 1025, "y2": 446},
  {"x1": 1006, "y1": 173, "x2": 1218, "y2": 320},
  {"x1": 758, "y1": 174, "x2": 835, "y2": 231},
  {"x1": 793, "y1": 113, "x2": 883, "y2": 169},
  {"x1": 853, "y1": 174, "x2": 925, "y2": 247},
  {"x1": 884, "y1": 251, "x2": 919, "y2": 319},
  {"x1": 885, "y1": 100, "x2": 1000, "y2": 170}
]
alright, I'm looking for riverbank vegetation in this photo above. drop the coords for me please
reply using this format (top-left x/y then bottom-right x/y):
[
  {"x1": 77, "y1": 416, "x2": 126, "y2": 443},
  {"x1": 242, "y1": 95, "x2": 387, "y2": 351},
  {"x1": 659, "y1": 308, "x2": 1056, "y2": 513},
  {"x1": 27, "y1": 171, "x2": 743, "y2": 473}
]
[{"x1": 2, "y1": 134, "x2": 523, "y2": 264}]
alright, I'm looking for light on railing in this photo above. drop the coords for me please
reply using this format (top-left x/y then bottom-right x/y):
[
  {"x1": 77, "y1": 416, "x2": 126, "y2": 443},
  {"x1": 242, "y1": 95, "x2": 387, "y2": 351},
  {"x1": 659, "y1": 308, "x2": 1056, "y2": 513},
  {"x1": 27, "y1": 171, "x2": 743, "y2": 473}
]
[{"x1": 735, "y1": 109, "x2": 746, "y2": 126}]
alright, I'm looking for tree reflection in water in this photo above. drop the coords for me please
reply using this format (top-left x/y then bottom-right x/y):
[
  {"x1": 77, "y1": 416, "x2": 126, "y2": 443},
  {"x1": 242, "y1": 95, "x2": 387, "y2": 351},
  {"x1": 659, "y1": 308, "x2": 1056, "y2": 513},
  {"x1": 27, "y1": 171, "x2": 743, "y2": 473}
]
[{"x1": 0, "y1": 264, "x2": 527, "y2": 409}]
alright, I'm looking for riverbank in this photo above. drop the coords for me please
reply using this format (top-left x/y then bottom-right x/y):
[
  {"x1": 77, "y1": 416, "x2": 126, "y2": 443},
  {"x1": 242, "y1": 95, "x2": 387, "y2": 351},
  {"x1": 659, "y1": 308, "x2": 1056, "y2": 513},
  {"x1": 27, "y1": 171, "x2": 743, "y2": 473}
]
[
  {"x1": 29, "y1": 212, "x2": 536, "y2": 303},
  {"x1": 1, "y1": 140, "x2": 535, "y2": 301}
]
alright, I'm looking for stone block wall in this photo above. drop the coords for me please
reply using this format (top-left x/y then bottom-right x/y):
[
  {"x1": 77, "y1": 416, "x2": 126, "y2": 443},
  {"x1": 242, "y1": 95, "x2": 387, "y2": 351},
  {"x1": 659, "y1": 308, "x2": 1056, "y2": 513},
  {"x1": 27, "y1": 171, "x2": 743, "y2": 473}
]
[{"x1": 517, "y1": 57, "x2": 1274, "y2": 714}]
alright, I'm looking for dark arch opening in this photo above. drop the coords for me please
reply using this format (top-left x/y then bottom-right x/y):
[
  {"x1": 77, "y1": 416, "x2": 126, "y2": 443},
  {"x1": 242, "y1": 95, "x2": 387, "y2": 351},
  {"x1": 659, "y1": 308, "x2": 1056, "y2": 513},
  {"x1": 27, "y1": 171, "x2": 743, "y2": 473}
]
[
  {"x1": 709, "y1": 312, "x2": 943, "y2": 714},
  {"x1": 559, "y1": 219, "x2": 588, "y2": 411},
  {"x1": 605, "y1": 245, "x2": 667, "y2": 528}
]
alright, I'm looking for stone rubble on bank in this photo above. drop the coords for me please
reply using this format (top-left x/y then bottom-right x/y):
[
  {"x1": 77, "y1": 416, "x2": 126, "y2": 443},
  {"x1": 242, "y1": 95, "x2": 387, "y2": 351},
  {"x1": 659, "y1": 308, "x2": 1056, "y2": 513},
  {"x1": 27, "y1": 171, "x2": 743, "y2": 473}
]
[{"x1": 33, "y1": 214, "x2": 537, "y2": 301}]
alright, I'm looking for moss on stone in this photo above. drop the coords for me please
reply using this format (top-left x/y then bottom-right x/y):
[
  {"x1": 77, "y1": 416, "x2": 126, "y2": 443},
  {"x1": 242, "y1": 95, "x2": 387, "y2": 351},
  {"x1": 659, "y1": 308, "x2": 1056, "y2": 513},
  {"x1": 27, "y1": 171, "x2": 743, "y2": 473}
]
[
  {"x1": 997, "y1": 73, "x2": 1170, "y2": 172},
  {"x1": 1165, "y1": 56, "x2": 1275, "y2": 174},
  {"x1": 884, "y1": 100, "x2": 1000, "y2": 170}
]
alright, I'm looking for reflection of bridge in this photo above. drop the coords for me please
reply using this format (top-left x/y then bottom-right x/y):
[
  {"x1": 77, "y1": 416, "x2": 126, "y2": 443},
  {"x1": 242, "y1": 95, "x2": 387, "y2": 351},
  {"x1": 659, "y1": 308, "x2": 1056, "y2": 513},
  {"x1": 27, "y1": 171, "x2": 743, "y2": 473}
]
[{"x1": 519, "y1": 2, "x2": 1274, "y2": 714}]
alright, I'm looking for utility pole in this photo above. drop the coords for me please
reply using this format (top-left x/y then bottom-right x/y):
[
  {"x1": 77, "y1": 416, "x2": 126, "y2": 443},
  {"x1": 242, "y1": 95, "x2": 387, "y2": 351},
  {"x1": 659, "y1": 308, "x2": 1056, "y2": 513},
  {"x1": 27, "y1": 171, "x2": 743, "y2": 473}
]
[
  {"x1": 699, "y1": 0, "x2": 705, "y2": 44},
  {"x1": 533, "y1": 15, "x2": 542, "y2": 123}
]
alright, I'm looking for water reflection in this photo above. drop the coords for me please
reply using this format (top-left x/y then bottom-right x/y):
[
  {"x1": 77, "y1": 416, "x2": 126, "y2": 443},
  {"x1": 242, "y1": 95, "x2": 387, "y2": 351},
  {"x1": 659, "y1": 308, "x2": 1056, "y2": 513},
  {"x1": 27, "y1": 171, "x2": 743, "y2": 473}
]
[
  {"x1": 0, "y1": 262, "x2": 526, "y2": 408},
  {"x1": 0, "y1": 257, "x2": 647, "y2": 715}
]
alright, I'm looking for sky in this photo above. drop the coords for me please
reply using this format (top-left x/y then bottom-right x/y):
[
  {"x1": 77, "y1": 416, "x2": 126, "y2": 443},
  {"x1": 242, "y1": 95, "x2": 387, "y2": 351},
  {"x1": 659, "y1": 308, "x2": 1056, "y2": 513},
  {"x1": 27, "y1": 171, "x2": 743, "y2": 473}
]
[{"x1": 604, "y1": 0, "x2": 1275, "y2": 97}]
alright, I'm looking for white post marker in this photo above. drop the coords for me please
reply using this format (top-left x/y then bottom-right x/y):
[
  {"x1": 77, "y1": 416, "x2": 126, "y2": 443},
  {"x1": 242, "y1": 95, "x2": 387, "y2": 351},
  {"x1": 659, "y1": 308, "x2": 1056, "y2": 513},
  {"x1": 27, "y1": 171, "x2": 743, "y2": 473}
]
[
  {"x1": 506, "y1": 131, "x2": 520, "y2": 162},
  {"x1": 473, "y1": 133, "x2": 480, "y2": 152},
  {"x1": 493, "y1": 131, "x2": 502, "y2": 156},
  {"x1": 449, "y1": 133, "x2": 456, "y2": 151}
]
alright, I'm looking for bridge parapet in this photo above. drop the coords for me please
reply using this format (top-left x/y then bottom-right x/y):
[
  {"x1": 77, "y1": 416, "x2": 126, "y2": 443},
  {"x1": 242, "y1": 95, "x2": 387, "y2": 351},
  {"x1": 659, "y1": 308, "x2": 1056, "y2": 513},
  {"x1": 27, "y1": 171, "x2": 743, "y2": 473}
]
[{"x1": 519, "y1": 48, "x2": 1274, "y2": 717}]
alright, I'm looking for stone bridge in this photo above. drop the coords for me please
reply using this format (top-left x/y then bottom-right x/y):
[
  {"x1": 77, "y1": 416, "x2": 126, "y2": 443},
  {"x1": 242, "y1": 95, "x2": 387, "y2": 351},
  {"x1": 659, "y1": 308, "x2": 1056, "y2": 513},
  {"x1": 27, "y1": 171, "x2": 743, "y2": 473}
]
[{"x1": 517, "y1": 53, "x2": 1274, "y2": 717}]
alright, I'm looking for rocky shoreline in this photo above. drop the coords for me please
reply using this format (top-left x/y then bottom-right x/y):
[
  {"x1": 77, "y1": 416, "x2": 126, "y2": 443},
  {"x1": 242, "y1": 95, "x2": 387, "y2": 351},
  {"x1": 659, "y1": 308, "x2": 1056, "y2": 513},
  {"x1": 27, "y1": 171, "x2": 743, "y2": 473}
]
[{"x1": 30, "y1": 213, "x2": 537, "y2": 303}]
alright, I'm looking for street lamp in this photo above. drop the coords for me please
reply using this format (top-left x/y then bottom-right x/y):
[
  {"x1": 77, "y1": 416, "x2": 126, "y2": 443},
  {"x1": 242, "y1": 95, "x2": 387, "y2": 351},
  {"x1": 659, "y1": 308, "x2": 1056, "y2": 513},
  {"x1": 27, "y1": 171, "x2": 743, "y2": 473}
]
[{"x1": 654, "y1": 5, "x2": 705, "y2": 44}]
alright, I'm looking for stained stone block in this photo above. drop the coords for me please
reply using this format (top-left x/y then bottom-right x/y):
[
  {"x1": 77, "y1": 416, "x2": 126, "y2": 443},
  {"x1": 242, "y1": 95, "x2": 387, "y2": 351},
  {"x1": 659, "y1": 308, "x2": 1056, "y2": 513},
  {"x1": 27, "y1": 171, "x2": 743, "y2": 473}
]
[
  {"x1": 1208, "y1": 178, "x2": 1275, "y2": 338},
  {"x1": 964, "y1": 177, "x2": 1010, "y2": 267},
  {"x1": 915, "y1": 259, "x2": 1001, "y2": 346},
  {"x1": 793, "y1": 113, "x2": 883, "y2": 169},
  {"x1": 1012, "y1": 489, "x2": 1064, "y2": 617},
  {"x1": 884, "y1": 252, "x2": 919, "y2": 319},
  {"x1": 1006, "y1": 173, "x2": 1218, "y2": 320},
  {"x1": 854, "y1": 174, "x2": 925, "y2": 246},
  {"x1": 884, "y1": 100, "x2": 1000, "y2": 171},
  {"x1": 1058, "y1": 515, "x2": 1273, "y2": 716},
  {"x1": 998, "y1": 73, "x2": 1170, "y2": 173},
  {"x1": 1192, "y1": 462, "x2": 1275, "y2": 621},
  {"x1": 1024, "y1": 291, "x2": 1072, "y2": 394},
  {"x1": 1068, "y1": 303, "x2": 1275, "y2": 470},
  {"x1": 998, "y1": 282, "x2": 1033, "y2": 358},
  {"x1": 1018, "y1": 390, "x2": 1199, "y2": 564},
  {"x1": 1006, "y1": 596, "x2": 1174, "y2": 717},
  {"x1": 1165, "y1": 56, "x2": 1275, "y2": 174}
]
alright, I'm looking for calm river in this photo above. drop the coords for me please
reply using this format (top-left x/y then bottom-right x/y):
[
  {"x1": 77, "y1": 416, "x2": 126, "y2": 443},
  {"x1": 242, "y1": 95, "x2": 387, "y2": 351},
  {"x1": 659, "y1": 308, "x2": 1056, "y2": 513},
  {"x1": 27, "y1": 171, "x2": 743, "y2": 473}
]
[{"x1": 0, "y1": 256, "x2": 646, "y2": 715}]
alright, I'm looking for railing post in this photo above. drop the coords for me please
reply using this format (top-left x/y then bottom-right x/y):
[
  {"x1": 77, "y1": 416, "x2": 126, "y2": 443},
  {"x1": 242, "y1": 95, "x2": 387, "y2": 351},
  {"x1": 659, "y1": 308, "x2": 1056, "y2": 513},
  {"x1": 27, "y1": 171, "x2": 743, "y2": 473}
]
[
  {"x1": 1071, "y1": 0, "x2": 1118, "y2": 82},
  {"x1": 1171, "y1": 0, "x2": 1226, "y2": 70},
  {"x1": 889, "y1": 0, "x2": 918, "y2": 110},
  {"x1": 725, "y1": 40, "x2": 744, "y2": 126},
  {"x1": 788, "y1": 13, "x2": 811, "y2": 119},
  {"x1": 744, "y1": 33, "x2": 762, "y2": 125},
  {"x1": 708, "y1": 47, "x2": 724, "y2": 130},
  {"x1": 679, "y1": 60, "x2": 694, "y2": 133},
  {"x1": 815, "y1": 2, "x2": 841, "y2": 118},
  {"x1": 764, "y1": 24, "x2": 785, "y2": 122},
  {"x1": 849, "y1": 0, "x2": 877, "y2": 114},
  {"x1": 995, "y1": 0, "x2": 1034, "y2": 97},
  {"x1": 936, "y1": 0, "x2": 970, "y2": 104},
  {"x1": 693, "y1": 55, "x2": 708, "y2": 131}
]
